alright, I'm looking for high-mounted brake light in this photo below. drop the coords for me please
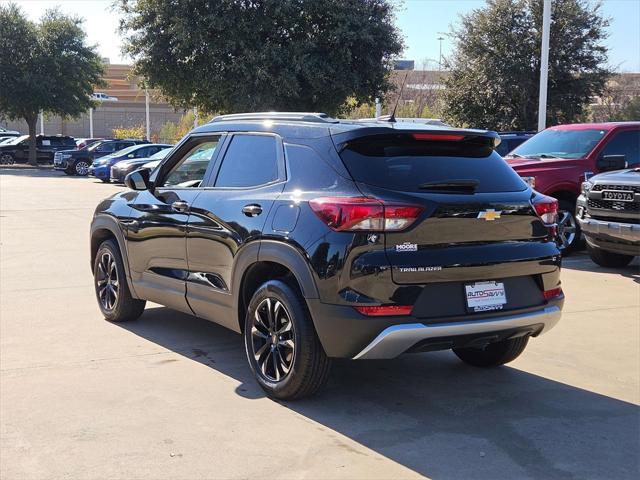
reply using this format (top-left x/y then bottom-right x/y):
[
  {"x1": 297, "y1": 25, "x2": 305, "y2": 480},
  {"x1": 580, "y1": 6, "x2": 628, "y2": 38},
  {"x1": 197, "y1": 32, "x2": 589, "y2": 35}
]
[
  {"x1": 309, "y1": 197, "x2": 422, "y2": 232},
  {"x1": 354, "y1": 305, "x2": 413, "y2": 316},
  {"x1": 412, "y1": 133, "x2": 466, "y2": 141}
]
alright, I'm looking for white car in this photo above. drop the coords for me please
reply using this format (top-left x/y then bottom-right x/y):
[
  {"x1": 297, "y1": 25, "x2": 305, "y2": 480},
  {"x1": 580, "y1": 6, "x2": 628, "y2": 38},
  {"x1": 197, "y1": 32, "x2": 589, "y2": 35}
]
[{"x1": 91, "y1": 92, "x2": 118, "y2": 102}]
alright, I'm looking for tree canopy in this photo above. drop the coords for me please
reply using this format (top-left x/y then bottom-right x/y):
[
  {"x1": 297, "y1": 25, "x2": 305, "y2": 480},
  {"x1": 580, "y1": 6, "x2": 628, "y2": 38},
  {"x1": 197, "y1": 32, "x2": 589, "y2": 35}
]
[
  {"x1": 0, "y1": 4, "x2": 104, "y2": 164},
  {"x1": 442, "y1": 0, "x2": 611, "y2": 130},
  {"x1": 117, "y1": 0, "x2": 403, "y2": 115}
]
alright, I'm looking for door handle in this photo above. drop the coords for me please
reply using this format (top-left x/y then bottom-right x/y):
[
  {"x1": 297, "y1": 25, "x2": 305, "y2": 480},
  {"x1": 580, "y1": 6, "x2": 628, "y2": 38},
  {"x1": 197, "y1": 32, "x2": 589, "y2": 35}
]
[
  {"x1": 242, "y1": 204, "x2": 263, "y2": 217},
  {"x1": 171, "y1": 200, "x2": 190, "y2": 213}
]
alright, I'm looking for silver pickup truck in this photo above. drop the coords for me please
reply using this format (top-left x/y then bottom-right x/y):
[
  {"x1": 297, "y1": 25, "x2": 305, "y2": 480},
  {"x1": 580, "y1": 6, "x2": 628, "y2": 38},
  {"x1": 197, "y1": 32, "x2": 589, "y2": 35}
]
[{"x1": 577, "y1": 168, "x2": 640, "y2": 267}]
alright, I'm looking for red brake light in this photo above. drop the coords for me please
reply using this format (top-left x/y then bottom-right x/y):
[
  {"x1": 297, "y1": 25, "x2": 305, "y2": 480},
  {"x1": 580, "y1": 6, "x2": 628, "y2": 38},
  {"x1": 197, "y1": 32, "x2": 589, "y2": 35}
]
[
  {"x1": 543, "y1": 287, "x2": 563, "y2": 300},
  {"x1": 412, "y1": 133, "x2": 466, "y2": 141},
  {"x1": 354, "y1": 305, "x2": 413, "y2": 316},
  {"x1": 532, "y1": 194, "x2": 558, "y2": 225},
  {"x1": 309, "y1": 197, "x2": 422, "y2": 232}
]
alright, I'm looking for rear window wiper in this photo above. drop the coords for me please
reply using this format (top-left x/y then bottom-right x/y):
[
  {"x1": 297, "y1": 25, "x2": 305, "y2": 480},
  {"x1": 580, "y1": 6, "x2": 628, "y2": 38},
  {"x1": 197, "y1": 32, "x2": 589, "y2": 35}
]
[{"x1": 418, "y1": 179, "x2": 479, "y2": 193}]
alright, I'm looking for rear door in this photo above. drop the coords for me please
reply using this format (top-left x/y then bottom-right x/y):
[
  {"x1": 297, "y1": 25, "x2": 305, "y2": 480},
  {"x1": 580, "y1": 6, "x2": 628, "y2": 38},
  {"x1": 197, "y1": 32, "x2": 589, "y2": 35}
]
[
  {"x1": 185, "y1": 133, "x2": 286, "y2": 330},
  {"x1": 336, "y1": 132, "x2": 556, "y2": 289}
]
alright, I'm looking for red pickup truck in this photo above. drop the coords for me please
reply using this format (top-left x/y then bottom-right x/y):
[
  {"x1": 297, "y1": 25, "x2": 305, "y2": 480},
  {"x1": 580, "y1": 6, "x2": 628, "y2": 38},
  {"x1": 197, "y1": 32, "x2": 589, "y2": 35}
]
[{"x1": 505, "y1": 122, "x2": 640, "y2": 251}]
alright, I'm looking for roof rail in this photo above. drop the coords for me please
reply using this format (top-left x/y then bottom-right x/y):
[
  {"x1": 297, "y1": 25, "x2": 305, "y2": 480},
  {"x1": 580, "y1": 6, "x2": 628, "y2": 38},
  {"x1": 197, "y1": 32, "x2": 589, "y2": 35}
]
[{"x1": 209, "y1": 112, "x2": 339, "y2": 124}]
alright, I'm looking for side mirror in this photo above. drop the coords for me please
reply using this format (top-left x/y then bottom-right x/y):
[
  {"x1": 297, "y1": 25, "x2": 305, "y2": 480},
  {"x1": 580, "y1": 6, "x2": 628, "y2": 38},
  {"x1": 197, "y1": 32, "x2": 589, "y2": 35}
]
[
  {"x1": 125, "y1": 168, "x2": 152, "y2": 191},
  {"x1": 597, "y1": 154, "x2": 627, "y2": 172}
]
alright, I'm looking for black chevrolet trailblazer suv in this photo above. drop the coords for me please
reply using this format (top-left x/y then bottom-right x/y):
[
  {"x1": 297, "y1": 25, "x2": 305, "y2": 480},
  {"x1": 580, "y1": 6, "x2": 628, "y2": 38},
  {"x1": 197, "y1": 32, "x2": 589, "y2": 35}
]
[{"x1": 90, "y1": 112, "x2": 564, "y2": 399}]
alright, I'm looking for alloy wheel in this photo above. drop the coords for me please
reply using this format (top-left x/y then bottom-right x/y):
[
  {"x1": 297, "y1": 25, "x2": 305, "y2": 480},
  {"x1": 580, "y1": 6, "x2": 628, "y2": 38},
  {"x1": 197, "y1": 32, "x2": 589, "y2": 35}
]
[
  {"x1": 557, "y1": 209, "x2": 577, "y2": 250},
  {"x1": 0, "y1": 153, "x2": 15, "y2": 165},
  {"x1": 96, "y1": 252, "x2": 119, "y2": 310},
  {"x1": 75, "y1": 161, "x2": 89, "y2": 176},
  {"x1": 250, "y1": 297, "x2": 296, "y2": 382}
]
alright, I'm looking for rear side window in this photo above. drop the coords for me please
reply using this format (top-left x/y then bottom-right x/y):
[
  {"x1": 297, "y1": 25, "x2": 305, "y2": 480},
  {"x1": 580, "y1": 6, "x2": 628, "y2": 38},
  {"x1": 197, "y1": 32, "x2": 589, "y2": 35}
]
[
  {"x1": 339, "y1": 135, "x2": 527, "y2": 193},
  {"x1": 215, "y1": 134, "x2": 279, "y2": 188}
]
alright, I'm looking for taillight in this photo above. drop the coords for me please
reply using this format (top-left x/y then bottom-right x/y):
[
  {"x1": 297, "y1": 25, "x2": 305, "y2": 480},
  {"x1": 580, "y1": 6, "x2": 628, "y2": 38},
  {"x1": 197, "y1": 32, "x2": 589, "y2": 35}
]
[
  {"x1": 532, "y1": 194, "x2": 558, "y2": 225},
  {"x1": 309, "y1": 197, "x2": 422, "y2": 232},
  {"x1": 354, "y1": 305, "x2": 413, "y2": 316},
  {"x1": 543, "y1": 287, "x2": 563, "y2": 300}
]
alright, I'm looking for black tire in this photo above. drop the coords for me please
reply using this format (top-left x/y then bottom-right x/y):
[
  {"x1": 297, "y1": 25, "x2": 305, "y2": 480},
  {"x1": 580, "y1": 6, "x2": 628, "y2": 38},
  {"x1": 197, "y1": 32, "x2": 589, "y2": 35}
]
[
  {"x1": 453, "y1": 336, "x2": 529, "y2": 368},
  {"x1": 0, "y1": 153, "x2": 15, "y2": 165},
  {"x1": 587, "y1": 244, "x2": 634, "y2": 268},
  {"x1": 74, "y1": 160, "x2": 90, "y2": 176},
  {"x1": 93, "y1": 239, "x2": 146, "y2": 322},
  {"x1": 63, "y1": 168, "x2": 75, "y2": 176},
  {"x1": 556, "y1": 199, "x2": 582, "y2": 253},
  {"x1": 101, "y1": 178, "x2": 110, "y2": 183},
  {"x1": 244, "y1": 280, "x2": 331, "y2": 400}
]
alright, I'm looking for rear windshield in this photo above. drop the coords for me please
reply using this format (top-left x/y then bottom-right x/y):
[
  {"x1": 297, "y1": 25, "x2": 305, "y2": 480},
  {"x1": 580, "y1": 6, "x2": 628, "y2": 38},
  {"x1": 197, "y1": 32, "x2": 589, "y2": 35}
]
[{"x1": 339, "y1": 135, "x2": 527, "y2": 193}]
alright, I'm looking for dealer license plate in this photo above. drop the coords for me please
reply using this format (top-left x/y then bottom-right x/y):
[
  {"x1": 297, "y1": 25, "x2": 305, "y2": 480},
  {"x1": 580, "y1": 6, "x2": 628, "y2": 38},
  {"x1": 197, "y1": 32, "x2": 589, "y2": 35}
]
[
  {"x1": 602, "y1": 190, "x2": 634, "y2": 202},
  {"x1": 465, "y1": 281, "x2": 507, "y2": 312}
]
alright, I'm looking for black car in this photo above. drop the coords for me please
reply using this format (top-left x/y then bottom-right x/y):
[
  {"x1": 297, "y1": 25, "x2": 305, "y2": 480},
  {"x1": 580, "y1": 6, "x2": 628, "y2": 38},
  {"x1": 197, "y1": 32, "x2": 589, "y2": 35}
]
[
  {"x1": 54, "y1": 139, "x2": 149, "y2": 176},
  {"x1": 496, "y1": 131, "x2": 536, "y2": 157},
  {"x1": 577, "y1": 167, "x2": 640, "y2": 267},
  {"x1": 0, "y1": 135, "x2": 76, "y2": 165},
  {"x1": 90, "y1": 112, "x2": 564, "y2": 400}
]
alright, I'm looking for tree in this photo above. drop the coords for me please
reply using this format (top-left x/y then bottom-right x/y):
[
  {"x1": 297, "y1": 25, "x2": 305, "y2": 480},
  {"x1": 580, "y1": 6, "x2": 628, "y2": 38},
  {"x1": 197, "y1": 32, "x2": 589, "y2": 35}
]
[
  {"x1": 442, "y1": 0, "x2": 611, "y2": 130},
  {"x1": 117, "y1": 0, "x2": 403, "y2": 115},
  {"x1": 0, "y1": 4, "x2": 104, "y2": 165}
]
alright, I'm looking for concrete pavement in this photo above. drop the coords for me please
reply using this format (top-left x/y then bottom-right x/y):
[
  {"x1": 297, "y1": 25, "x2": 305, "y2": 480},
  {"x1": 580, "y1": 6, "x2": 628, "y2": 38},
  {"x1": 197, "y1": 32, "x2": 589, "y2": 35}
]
[{"x1": 1, "y1": 168, "x2": 638, "y2": 479}]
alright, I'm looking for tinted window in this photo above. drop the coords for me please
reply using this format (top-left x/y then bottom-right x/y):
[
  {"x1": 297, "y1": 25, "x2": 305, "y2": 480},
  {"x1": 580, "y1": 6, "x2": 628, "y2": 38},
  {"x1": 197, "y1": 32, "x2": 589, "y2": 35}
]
[
  {"x1": 96, "y1": 142, "x2": 117, "y2": 153},
  {"x1": 601, "y1": 130, "x2": 640, "y2": 166},
  {"x1": 163, "y1": 139, "x2": 220, "y2": 187},
  {"x1": 215, "y1": 135, "x2": 279, "y2": 188},
  {"x1": 510, "y1": 128, "x2": 606, "y2": 159},
  {"x1": 340, "y1": 135, "x2": 526, "y2": 193}
]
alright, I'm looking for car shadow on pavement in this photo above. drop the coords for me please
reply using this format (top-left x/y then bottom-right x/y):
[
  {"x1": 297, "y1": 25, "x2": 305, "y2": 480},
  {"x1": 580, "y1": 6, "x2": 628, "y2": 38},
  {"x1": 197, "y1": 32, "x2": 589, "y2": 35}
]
[
  {"x1": 562, "y1": 253, "x2": 640, "y2": 284},
  {"x1": 0, "y1": 166, "x2": 83, "y2": 179},
  {"x1": 118, "y1": 305, "x2": 639, "y2": 480}
]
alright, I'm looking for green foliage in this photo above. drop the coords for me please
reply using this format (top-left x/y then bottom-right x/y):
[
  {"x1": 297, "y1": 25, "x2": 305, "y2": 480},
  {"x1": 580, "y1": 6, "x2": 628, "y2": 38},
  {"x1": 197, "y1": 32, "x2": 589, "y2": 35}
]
[
  {"x1": 112, "y1": 124, "x2": 146, "y2": 140},
  {"x1": 0, "y1": 3, "x2": 104, "y2": 164},
  {"x1": 117, "y1": 0, "x2": 403, "y2": 115},
  {"x1": 442, "y1": 0, "x2": 611, "y2": 130},
  {"x1": 158, "y1": 111, "x2": 197, "y2": 144},
  {"x1": 613, "y1": 96, "x2": 640, "y2": 121}
]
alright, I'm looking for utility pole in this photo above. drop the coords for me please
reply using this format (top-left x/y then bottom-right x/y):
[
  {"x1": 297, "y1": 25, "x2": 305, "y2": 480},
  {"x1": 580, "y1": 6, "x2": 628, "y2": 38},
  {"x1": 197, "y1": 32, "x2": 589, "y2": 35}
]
[
  {"x1": 89, "y1": 108, "x2": 94, "y2": 138},
  {"x1": 375, "y1": 98, "x2": 382, "y2": 118},
  {"x1": 537, "y1": 0, "x2": 552, "y2": 131},
  {"x1": 437, "y1": 36, "x2": 445, "y2": 71},
  {"x1": 39, "y1": 111, "x2": 44, "y2": 135}
]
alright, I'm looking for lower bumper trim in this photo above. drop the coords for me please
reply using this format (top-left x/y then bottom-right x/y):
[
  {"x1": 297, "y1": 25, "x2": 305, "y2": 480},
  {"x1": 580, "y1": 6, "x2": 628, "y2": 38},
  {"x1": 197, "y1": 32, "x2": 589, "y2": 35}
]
[{"x1": 353, "y1": 305, "x2": 562, "y2": 359}]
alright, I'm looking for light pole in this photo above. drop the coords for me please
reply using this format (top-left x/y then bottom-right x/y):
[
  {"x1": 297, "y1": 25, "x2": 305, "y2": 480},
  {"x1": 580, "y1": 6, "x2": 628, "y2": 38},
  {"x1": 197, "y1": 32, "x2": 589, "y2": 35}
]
[
  {"x1": 537, "y1": 0, "x2": 552, "y2": 131},
  {"x1": 145, "y1": 89, "x2": 151, "y2": 141},
  {"x1": 437, "y1": 36, "x2": 445, "y2": 71},
  {"x1": 89, "y1": 108, "x2": 94, "y2": 138}
]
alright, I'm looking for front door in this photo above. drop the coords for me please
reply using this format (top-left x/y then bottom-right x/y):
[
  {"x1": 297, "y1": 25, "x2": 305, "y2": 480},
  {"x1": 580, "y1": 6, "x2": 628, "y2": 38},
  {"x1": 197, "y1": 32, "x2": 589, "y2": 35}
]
[
  {"x1": 125, "y1": 135, "x2": 222, "y2": 313},
  {"x1": 185, "y1": 133, "x2": 286, "y2": 330}
]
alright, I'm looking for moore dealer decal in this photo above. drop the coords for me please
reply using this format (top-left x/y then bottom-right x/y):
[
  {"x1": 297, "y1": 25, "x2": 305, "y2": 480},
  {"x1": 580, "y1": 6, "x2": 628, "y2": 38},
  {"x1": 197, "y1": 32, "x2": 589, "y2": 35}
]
[{"x1": 395, "y1": 242, "x2": 418, "y2": 252}]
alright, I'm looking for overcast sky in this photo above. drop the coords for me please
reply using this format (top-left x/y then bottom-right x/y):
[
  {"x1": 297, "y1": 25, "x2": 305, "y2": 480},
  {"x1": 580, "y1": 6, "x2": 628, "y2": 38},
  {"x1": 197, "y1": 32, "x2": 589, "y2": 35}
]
[{"x1": 6, "y1": 0, "x2": 640, "y2": 72}]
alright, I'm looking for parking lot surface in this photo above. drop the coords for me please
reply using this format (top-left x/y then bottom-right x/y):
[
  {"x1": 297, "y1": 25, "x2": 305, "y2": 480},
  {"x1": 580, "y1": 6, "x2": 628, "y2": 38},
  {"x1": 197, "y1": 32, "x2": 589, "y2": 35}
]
[{"x1": 1, "y1": 168, "x2": 639, "y2": 480}]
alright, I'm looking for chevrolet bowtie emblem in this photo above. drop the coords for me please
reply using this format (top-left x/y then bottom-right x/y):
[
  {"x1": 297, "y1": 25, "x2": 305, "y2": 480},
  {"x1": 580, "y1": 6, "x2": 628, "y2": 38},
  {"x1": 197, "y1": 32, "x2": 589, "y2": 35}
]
[{"x1": 477, "y1": 209, "x2": 502, "y2": 221}]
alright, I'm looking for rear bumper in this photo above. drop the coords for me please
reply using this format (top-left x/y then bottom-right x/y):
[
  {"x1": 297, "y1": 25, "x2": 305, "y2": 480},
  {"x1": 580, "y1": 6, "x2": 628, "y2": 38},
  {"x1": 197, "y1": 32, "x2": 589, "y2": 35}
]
[{"x1": 307, "y1": 298, "x2": 563, "y2": 359}]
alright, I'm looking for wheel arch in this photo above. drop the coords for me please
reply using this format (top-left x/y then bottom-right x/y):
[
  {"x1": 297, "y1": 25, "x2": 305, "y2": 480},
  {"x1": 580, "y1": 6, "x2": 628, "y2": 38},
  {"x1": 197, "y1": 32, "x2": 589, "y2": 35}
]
[
  {"x1": 90, "y1": 215, "x2": 138, "y2": 296},
  {"x1": 234, "y1": 240, "x2": 319, "y2": 333}
]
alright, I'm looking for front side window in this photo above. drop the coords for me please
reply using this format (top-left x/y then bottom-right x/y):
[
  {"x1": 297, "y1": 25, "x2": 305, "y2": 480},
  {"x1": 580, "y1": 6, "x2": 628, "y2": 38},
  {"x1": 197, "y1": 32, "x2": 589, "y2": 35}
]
[
  {"x1": 601, "y1": 130, "x2": 640, "y2": 166},
  {"x1": 162, "y1": 139, "x2": 220, "y2": 188},
  {"x1": 215, "y1": 134, "x2": 279, "y2": 188}
]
